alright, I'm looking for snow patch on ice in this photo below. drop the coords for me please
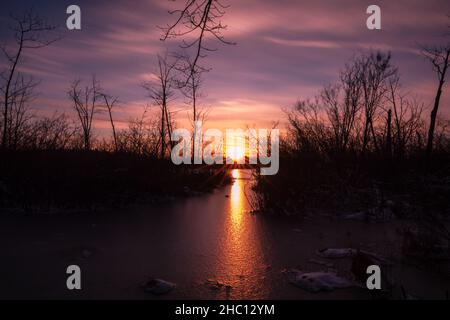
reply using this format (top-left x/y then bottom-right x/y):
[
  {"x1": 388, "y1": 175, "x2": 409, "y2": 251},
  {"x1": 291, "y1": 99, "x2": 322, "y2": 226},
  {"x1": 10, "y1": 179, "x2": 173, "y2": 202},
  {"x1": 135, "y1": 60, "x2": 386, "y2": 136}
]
[
  {"x1": 316, "y1": 248, "x2": 357, "y2": 258},
  {"x1": 286, "y1": 269, "x2": 354, "y2": 292},
  {"x1": 141, "y1": 278, "x2": 176, "y2": 295}
]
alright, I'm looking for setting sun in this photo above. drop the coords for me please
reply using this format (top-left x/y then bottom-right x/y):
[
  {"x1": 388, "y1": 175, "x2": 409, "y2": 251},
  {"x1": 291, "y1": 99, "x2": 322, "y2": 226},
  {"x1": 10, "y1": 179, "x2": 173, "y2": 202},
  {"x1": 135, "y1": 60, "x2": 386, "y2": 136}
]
[{"x1": 227, "y1": 145, "x2": 245, "y2": 161}]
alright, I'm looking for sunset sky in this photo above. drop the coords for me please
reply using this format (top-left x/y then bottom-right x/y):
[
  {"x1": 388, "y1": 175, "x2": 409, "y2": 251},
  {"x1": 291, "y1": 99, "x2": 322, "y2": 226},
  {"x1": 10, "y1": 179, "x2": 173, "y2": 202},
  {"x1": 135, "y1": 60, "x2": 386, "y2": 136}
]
[{"x1": 1, "y1": 0, "x2": 449, "y2": 135}]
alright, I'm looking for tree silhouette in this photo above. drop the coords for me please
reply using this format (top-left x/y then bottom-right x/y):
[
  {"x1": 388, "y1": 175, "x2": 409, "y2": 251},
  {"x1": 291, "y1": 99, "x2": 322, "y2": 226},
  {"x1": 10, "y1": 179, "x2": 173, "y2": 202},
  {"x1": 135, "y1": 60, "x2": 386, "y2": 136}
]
[
  {"x1": 421, "y1": 44, "x2": 450, "y2": 155},
  {"x1": 1, "y1": 9, "x2": 59, "y2": 149},
  {"x1": 100, "y1": 93, "x2": 119, "y2": 152},
  {"x1": 160, "y1": 0, "x2": 234, "y2": 82},
  {"x1": 143, "y1": 54, "x2": 179, "y2": 158},
  {"x1": 68, "y1": 76, "x2": 101, "y2": 151}
]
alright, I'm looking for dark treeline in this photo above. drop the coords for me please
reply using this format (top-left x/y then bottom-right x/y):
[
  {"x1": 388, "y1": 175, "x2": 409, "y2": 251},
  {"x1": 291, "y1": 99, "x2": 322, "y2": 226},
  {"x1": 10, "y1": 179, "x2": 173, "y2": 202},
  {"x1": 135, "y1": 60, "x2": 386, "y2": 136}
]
[{"x1": 0, "y1": 150, "x2": 232, "y2": 212}]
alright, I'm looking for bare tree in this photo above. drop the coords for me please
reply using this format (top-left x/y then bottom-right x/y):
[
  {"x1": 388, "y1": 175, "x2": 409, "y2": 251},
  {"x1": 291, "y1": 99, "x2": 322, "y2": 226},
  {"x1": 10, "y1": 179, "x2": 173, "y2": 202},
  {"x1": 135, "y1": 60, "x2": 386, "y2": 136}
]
[
  {"x1": 100, "y1": 93, "x2": 119, "y2": 152},
  {"x1": 0, "y1": 9, "x2": 59, "y2": 149},
  {"x1": 320, "y1": 52, "x2": 397, "y2": 155},
  {"x1": 143, "y1": 54, "x2": 179, "y2": 158},
  {"x1": 68, "y1": 77, "x2": 101, "y2": 151},
  {"x1": 286, "y1": 99, "x2": 330, "y2": 154},
  {"x1": 122, "y1": 107, "x2": 149, "y2": 155},
  {"x1": 27, "y1": 113, "x2": 76, "y2": 150},
  {"x1": 176, "y1": 53, "x2": 207, "y2": 124},
  {"x1": 357, "y1": 52, "x2": 398, "y2": 154},
  {"x1": 4, "y1": 75, "x2": 37, "y2": 149},
  {"x1": 434, "y1": 116, "x2": 450, "y2": 151},
  {"x1": 322, "y1": 60, "x2": 363, "y2": 153},
  {"x1": 288, "y1": 51, "x2": 426, "y2": 158},
  {"x1": 160, "y1": 0, "x2": 234, "y2": 82},
  {"x1": 387, "y1": 77, "x2": 424, "y2": 157},
  {"x1": 175, "y1": 52, "x2": 210, "y2": 158},
  {"x1": 421, "y1": 44, "x2": 450, "y2": 155},
  {"x1": 116, "y1": 106, "x2": 161, "y2": 157}
]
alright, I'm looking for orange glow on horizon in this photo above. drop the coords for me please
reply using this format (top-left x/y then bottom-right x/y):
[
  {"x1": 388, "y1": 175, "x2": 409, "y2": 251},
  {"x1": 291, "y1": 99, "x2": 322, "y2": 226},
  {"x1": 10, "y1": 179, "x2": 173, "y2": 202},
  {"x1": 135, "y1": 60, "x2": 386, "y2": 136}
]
[{"x1": 227, "y1": 145, "x2": 246, "y2": 161}]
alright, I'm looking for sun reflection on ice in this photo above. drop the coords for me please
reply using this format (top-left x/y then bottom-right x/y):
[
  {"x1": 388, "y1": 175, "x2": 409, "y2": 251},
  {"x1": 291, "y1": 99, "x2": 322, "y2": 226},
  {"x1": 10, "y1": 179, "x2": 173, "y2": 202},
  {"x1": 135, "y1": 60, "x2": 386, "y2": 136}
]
[
  {"x1": 232, "y1": 168, "x2": 240, "y2": 179},
  {"x1": 214, "y1": 169, "x2": 269, "y2": 299},
  {"x1": 230, "y1": 169, "x2": 243, "y2": 227}
]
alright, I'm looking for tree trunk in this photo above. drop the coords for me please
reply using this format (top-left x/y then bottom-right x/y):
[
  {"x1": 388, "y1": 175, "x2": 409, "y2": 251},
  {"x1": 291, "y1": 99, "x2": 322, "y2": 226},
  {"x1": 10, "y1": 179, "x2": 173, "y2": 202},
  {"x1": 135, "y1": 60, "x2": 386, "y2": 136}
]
[
  {"x1": 427, "y1": 52, "x2": 449, "y2": 155},
  {"x1": 160, "y1": 106, "x2": 165, "y2": 159},
  {"x1": 386, "y1": 109, "x2": 392, "y2": 157},
  {"x1": 2, "y1": 35, "x2": 24, "y2": 149}
]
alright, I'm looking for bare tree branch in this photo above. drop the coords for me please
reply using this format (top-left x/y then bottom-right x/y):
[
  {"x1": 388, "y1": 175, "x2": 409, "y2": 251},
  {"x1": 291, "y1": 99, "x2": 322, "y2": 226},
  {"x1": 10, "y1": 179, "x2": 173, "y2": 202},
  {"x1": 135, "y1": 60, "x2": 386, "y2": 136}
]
[
  {"x1": 160, "y1": 0, "x2": 235, "y2": 83},
  {"x1": 143, "y1": 54, "x2": 179, "y2": 158},
  {"x1": 1, "y1": 9, "x2": 59, "y2": 149},
  {"x1": 421, "y1": 44, "x2": 450, "y2": 155}
]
